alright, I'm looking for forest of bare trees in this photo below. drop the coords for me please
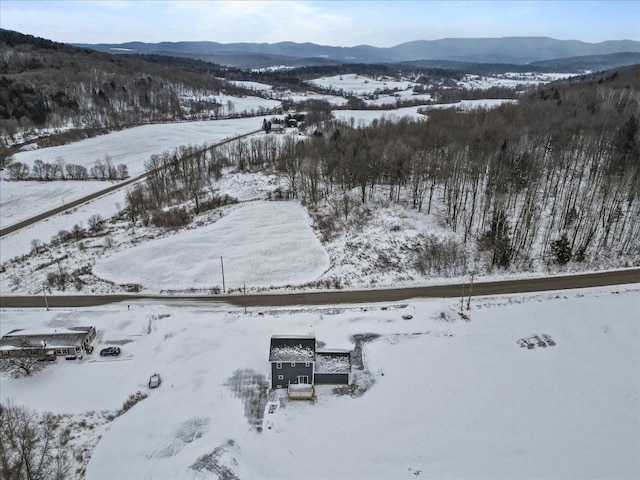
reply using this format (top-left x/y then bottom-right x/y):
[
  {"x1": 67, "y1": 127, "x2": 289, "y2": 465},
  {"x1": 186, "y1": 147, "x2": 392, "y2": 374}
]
[{"x1": 128, "y1": 67, "x2": 638, "y2": 274}]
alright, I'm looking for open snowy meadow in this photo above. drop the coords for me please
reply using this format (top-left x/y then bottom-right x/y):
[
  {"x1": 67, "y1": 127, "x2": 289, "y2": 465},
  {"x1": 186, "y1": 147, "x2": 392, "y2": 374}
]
[
  {"x1": 92, "y1": 201, "x2": 330, "y2": 292},
  {"x1": 1, "y1": 286, "x2": 638, "y2": 479}
]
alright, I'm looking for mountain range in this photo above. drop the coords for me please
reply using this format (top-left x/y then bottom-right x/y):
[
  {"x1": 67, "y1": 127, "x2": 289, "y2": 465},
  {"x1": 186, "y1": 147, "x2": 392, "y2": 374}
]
[{"x1": 76, "y1": 36, "x2": 640, "y2": 69}]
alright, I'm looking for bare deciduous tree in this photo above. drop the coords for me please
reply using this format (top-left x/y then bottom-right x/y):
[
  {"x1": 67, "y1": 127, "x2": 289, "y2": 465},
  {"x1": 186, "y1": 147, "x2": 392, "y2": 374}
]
[
  {"x1": 0, "y1": 400, "x2": 69, "y2": 480},
  {"x1": 0, "y1": 343, "x2": 47, "y2": 378}
]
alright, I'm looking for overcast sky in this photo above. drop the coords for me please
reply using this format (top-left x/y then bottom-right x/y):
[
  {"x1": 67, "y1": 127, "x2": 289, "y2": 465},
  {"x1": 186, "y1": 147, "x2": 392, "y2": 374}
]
[{"x1": 2, "y1": 0, "x2": 639, "y2": 46}]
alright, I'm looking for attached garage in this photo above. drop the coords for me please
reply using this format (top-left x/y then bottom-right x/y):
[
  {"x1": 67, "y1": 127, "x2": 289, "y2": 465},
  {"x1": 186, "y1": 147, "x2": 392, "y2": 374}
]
[
  {"x1": 314, "y1": 372, "x2": 350, "y2": 385},
  {"x1": 314, "y1": 350, "x2": 351, "y2": 385}
]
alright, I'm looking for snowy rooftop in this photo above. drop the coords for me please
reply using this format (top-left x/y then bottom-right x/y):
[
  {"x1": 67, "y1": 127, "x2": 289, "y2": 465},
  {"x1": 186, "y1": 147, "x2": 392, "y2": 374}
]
[
  {"x1": 0, "y1": 326, "x2": 94, "y2": 350},
  {"x1": 315, "y1": 351, "x2": 351, "y2": 374},
  {"x1": 269, "y1": 345, "x2": 315, "y2": 362}
]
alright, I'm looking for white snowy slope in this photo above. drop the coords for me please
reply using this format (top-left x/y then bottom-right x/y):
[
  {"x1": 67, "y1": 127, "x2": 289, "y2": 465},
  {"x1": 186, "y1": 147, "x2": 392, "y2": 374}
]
[
  {"x1": 0, "y1": 286, "x2": 637, "y2": 479},
  {"x1": 91, "y1": 201, "x2": 330, "y2": 291}
]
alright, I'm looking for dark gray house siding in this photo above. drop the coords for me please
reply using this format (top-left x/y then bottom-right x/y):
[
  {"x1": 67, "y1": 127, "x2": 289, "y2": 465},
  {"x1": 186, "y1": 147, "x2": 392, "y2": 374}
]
[
  {"x1": 314, "y1": 373, "x2": 349, "y2": 385},
  {"x1": 271, "y1": 362, "x2": 313, "y2": 389},
  {"x1": 269, "y1": 335, "x2": 353, "y2": 391}
]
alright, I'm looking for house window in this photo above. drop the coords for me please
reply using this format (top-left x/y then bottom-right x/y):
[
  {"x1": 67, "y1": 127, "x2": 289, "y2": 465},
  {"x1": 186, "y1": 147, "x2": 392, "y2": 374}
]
[
  {"x1": 54, "y1": 348, "x2": 68, "y2": 355},
  {"x1": 277, "y1": 384, "x2": 282, "y2": 389},
  {"x1": 1, "y1": 351, "x2": 7, "y2": 357},
  {"x1": 276, "y1": 362, "x2": 282, "y2": 369},
  {"x1": 278, "y1": 375, "x2": 284, "y2": 380},
  {"x1": 291, "y1": 362, "x2": 296, "y2": 367},
  {"x1": 305, "y1": 363, "x2": 310, "y2": 367}
]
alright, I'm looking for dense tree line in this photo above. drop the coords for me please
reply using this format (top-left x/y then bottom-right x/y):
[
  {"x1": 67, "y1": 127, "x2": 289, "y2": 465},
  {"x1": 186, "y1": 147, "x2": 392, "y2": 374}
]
[{"x1": 6, "y1": 155, "x2": 128, "y2": 181}]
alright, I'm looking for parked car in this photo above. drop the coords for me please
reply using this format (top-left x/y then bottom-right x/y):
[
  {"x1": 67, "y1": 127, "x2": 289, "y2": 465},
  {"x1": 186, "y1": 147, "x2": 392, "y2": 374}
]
[
  {"x1": 148, "y1": 373, "x2": 161, "y2": 388},
  {"x1": 100, "y1": 347, "x2": 121, "y2": 357}
]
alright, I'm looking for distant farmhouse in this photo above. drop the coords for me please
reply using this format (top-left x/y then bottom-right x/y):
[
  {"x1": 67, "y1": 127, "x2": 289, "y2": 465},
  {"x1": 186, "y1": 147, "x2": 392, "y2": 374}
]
[
  {"x1": 269, "y1": 335, "x2": 351, "y2": 399},
  {"x1": 0, "y1": 326, "x2": 96, "y2": 360}
]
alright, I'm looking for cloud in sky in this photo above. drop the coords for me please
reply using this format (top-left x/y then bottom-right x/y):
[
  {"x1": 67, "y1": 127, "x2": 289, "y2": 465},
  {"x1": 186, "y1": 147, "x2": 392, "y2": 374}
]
[{"x1": 1, "y1": 0, "x2": 638, "y2": 45}]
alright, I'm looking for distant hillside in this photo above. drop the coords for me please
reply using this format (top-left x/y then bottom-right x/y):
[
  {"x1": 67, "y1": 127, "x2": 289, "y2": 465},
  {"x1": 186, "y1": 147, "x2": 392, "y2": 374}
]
[
  {"x1": 0, "y1": 29, "x2": 254, "y2": 147},
  {"x1": 77, "y1": 36, "x2": 640, "y2": 69},
  {"x1": 529, "y1": 52, "x2": 640, "y2": 72},
  {"x1": 394, "y1": 52, "x2": 640, "y2": 75}
]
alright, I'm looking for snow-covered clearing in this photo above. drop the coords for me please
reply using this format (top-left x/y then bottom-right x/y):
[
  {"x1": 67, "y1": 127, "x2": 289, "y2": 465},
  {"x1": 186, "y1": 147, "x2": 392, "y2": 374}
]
[
  {"x1": 333, "y1": 106, "x2": 426, "y2": 126},
  {"x1": 193, "y1": 93, "x2": 280, "y2": 116},
  {"x1": 310, "y1": 74, "x2": 415, "y2": 95},
  {"x1": 1, "y1": 286, "x2": 638, "y2": 479},
  {"x1": 421, "y1": 98, "x2": 518, "y2": 111},
  {"x1": 92, "y1": 201, "x2": 329, "y2": 292},
  {"x1": 364, "y1": 92, "x2": 433, "y2": 107},
  {"x1": 227, "y1": 80, "x2": 274, "y2": 91},
  {"x1": 282, "y1": 91, "x2": 349, "y2": 107},
  {"x1": 457, "y1": 72, "x2": 577, "y2": 89}
]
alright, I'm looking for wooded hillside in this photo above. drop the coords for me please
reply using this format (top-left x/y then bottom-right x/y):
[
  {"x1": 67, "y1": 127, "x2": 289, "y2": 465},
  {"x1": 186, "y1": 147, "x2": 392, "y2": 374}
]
[{"x1": 0, "y1": 30, "x2": 254, "y2": 146}]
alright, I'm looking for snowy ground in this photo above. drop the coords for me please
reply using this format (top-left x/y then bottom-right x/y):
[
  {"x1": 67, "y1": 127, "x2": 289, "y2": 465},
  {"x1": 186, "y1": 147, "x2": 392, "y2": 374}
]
[
  {"x1": 1, "y1": 286, "x2": 637, "y2": 479},
  {"x1": 333, "y1": 106, "x2": 426, "y2": 126},
  {"x1": 191, "y1": 93, "x2": 280, "y2": 116},
  {"x1": 310, "y1": 74, "x2": 415, "y2": 95},
  {"x1": 92, "y1": 201, "x2": 330, "y2": 292},
  {"x1": 421, "y1": 98, "x2": 518, "y2": 111},
  {"x1": 282, "y1": 91, "x2": 349, "y2": 107},
  {"x1": 226, "y1": 80, "x2": 274, "y2": 91},
  {"x1": 457, "y1": 72, "x2": 577, "y2": 89}
]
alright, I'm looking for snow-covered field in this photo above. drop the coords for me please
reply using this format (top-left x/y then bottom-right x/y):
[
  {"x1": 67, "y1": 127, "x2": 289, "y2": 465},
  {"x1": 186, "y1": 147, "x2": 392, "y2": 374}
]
[
  {"x1": 93, "y1": 201, "x2": 329, "y2": 292},
  {"x1": 282, "y1": 91, "x2": 349, "y2": 107},
  {"x1": 458, "y1": 72, "x2": 577, "y2": 89},
  {"x1": 421, "y1": 98, "x2": 518, "y2": 111},
  {"x1": 1, "y1": 286, "x2": 638, "y2": 479},
  {"x1": 333, "y1": 105, "x2": 426, "y2": 126},
  {"x1": 194, "y1": 93, "x2": 280, "y2": 115},
  {"x1": 310, "y1": 74, "x2": 415, "y2": 95},
  {"x1": 227, "y1": 80, "x2": 274, "y2": 91}
]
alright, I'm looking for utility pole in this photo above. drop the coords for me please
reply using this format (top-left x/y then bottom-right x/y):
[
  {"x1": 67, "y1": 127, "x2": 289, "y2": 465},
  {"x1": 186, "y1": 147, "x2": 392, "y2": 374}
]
[
  {"x1": 243, "y1": 284, "x2": 247, "y2": 314},
  {"x1": 42, "y1": 283, "x2": 49, "y2": 311},
  {"x1": 220, "y1": 256, "x2": 225, "y2": 293},
  {"x1": 467, "y1": 272, "x2": 474, "y2": 310},
  {"x1": 460, "y1": 281, "x2": 465, "y2": 313}
]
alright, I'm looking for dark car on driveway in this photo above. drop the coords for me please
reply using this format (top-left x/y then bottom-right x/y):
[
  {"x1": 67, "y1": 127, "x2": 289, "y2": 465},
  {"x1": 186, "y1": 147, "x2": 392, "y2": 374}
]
[{"x1": 100, "y1": 347, "x2": 121, "y2": 357}]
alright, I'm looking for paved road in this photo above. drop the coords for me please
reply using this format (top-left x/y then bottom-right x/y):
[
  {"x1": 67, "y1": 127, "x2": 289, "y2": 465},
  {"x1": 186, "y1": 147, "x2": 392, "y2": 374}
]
[
  {"x1": 0, "y1": 129, "x2": 261, "y2": 237},
  {"x1": 1, "y1": 269, "x2": 638, "y2": 308}
]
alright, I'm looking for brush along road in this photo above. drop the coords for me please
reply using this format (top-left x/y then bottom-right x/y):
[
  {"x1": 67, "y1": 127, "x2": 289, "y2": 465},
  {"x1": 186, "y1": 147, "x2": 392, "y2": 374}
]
[{"x1": 1, "y1": 269, "x2": 638, "y2": 308}]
